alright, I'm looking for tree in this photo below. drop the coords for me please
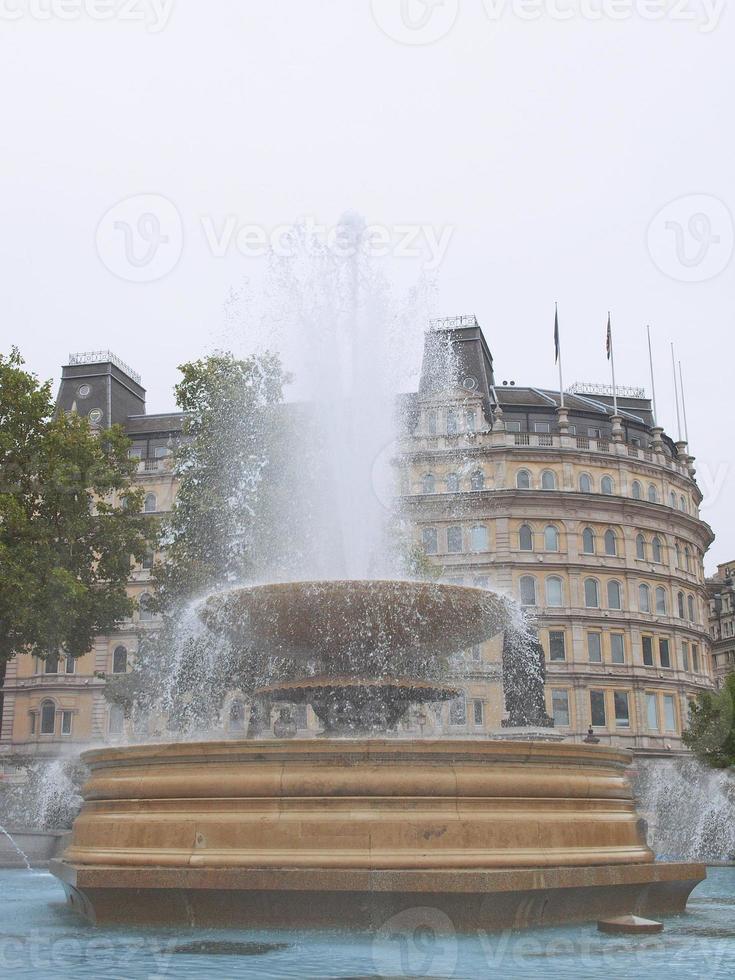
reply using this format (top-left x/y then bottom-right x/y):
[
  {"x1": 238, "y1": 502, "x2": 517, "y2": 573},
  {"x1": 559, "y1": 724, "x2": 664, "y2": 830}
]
[
  {"x1": 0, "y1": 349, "x2": 151, "y2": 725},
  {"x1": 682, "y1": 675, "x2": 735, "y2": 769}
]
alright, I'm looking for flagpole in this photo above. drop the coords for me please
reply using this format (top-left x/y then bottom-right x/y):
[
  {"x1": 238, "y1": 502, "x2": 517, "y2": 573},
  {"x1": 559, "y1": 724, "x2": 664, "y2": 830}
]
[
  {"x1": 671, "y1": 342, "x2": 682, "y2": 441},
  {"x1": 646, "y1": 324, "x2": 658, "y2": 427},
  {"x1": 608, "y1": 312, "x2": 618, "y2": 415},
  {"x1": 556, "y1": 303, "x2": 565, "y2": 408},
  {"x1": 678, "y1": 360, "x2": 689, "y2": 444}
]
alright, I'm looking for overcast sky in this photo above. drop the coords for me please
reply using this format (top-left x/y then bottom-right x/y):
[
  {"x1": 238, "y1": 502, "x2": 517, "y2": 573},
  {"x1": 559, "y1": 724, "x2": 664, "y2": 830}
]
[{"x1": 2, "y1": 2, "x2": 733, "y2": 569}]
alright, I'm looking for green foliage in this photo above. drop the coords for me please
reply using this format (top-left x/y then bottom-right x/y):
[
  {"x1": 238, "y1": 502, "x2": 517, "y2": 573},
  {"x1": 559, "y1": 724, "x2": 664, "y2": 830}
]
[
  {"x1": 682, "y1": 674, "x2": 735, "y2": 769},
  {"x1": 0, "y1": 349, "x2": 151, "y2": 683}
]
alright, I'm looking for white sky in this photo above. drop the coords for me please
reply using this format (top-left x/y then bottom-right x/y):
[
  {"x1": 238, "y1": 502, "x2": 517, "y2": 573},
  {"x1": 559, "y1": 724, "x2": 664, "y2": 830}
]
[{"x1": 1, "y1": 2, "x2": 733, "y2": 570}]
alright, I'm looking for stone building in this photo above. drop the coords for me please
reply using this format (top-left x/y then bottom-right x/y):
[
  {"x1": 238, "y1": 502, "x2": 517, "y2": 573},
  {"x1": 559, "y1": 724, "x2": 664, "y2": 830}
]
[
  {"x1": 706, "y1": 561, "x2": 735, "y2": 688},
  {"x1": 0, "y1": 319, "x2": 717, "y2": 760}
]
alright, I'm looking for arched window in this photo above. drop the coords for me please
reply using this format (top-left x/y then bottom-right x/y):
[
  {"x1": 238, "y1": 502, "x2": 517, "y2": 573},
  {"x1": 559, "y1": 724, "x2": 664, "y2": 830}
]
[
  {"x1": 447, "y1": 526, "x2": 463, "y2": 554},
  {"x1": 669, "y1": 491, "x2": 676, "y2": 508},
  {"x1": 519, "y1": 524, "x2": 534, "y2": 552},
  {"x1": 546, "y1": 576, "x2": 563, "y2": 607},
  {"x1": 541, "y1": 470, "x2": 557, "y2": 490},
  {"x1": 684, "y1": 547, "x2": 691, "y2": 572},
  {"x1": 604, "y1": 529, "x2": 617, "y2": 556},
  {"x1": 651, "y1": 536, "x2": 663, "y2": 563},
  {"x1": 544, "y1": 525, "x2": 559, "y2": 552},
  {"x1": 40, "y1": 700, "x2": 56, "y2": 735},
  {"x1": 229, "y1": 700, "x2": 245, "y2": 731},
  {"x1": 520, "y1": 576, "x2": 537, "y2": 606},
  {"x1": 582, "y1": 528, "x2": 595, "y2": 555},
  {"x1": 422, "y1": 527, "x2": 438, "y2": 555},
  {"x1": 112, "y1": 646, "x2": 128, "y2": 674},
  {"x1": 516, "y1": 469, "x2": 531, "y2": 490},
  {"x1": 138, "y1": 592, "x2": 154, "y2": 622},
  {"x1": 639, "y1": 583, "x2": 651, "y2": 613},
  {"x1": 655, "y1": 586, "x2": 668, "y2": 615},
  {"x1": 601, "y1": 476, "x2": 614, "y2": 495},
  {"x1": 579, "y1": 473, "x2": 592, "y2": 493},
  {"x1": 687, "y1": 595, "x2": 695, "y2": 621},
  {"x1": 584, "y1": 578, "x2": 600, "y2": 608},
  {"x1": 631, "y1": 480, "x2": 642, "y2": 499},
  {"x1": 144, "y1": 492, "x2": 157, "y2": 514},
  {"x1": 677, "y1": 591, "x2": 685, "y2": 619},
  {"x1": 421, "y1": 473, "x2": 435, "y2": 494},
  {"x1": 470, "y1": 469, "x2": 484, "y2": 491},
  {"x1": 607, "y1": 580, "x2": 622, "y2": 609},
  {"x1": 675, "y1": 543, "x2": 682, "y2": 568},
  {"x1": 446, "y1": 409, "x2": 459, "y2": 436},
  {"x1": 647, "y1": 485, "x2": 658, "y2": 503},
  {"x1": 446, "y1": 473, "x2": 459, "y2": 493},
  {"x1": 470, "y1": 525, "x2": 488, "y2": 552},
  {"x1": 636, "y1": 534, "x2": 646, "y2": 560},
  {"x1": 680, "y1": 495, "x2": 687, "y2": 513}
]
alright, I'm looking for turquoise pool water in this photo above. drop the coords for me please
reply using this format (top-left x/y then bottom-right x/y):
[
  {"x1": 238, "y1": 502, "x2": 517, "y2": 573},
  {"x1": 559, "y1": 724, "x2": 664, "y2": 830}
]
[{"x1": 2, "y1": 868, "x2": 734, "y2": 979}]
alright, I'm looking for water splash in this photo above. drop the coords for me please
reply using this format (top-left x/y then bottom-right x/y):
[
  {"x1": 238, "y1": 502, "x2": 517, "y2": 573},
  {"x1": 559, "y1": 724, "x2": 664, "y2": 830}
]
[{"x1": 0, "y1": 824, "x2": 33, "y2": 871}]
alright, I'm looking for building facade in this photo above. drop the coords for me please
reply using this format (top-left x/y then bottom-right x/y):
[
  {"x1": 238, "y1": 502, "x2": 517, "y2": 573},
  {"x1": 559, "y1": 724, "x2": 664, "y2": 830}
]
[
  {"x1": 707, "y1": 561, "x2": 735, "y2": 688},
  {"x1": 0, "y1": 322, "x2": 718, "y2": 761}
]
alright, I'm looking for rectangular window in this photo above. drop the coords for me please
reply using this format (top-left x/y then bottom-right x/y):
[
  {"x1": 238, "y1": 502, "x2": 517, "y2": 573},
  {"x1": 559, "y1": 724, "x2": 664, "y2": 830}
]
[
  {"x1": 473, "y1": 700, "x2": 484, "y2": 726},
  {"x1": 549, "y1": 631, "x2": 566, "y2": 661},
  {"x1": 154, "y1": 446, "x2": 170, "y2": 459},
  {"x1": 422, "y1": 528, "x2": 438, "y2": 556},
  {"x1": 449, "y1": 697, "x2": 466, "y2": 726},
  {"x1": 614, "y1": 691, "x2": 630, "y2": 727},
  {"x1": 663, "y1": 695, "x2": 677, "y2": 732},
  {"x1": 533, "y1": 422, "x2": 551, "y2": 433},
  {"x1": 465, "y1": 410, "x2": 476, "y2": 433},
  {"x1": 588, "y1": 427, "x2": 602, "y2": 438},
  {"x1": 426, "y1": 410, "x2": 437, "y2": 437},
  {"x1": 568, "y1": 424, "x2": 577, "y2": 435},
  {"x1": 471, "y1": 644, "x2": 482, "y2": 664},
  {"x1": 505, "y1": 420, "x2": 521, "y2": 432},
  {"x1": 659, "y1": 638, "x2": 671, "y2": 669},
  {"x1": 692, "y1": 644, "x2": 700, "y2": 673},
  {"x1": 610, "y1": 634, "x2": 625, "y2": 665},
  {"x1": 587, "y1": 632, "x2": 602, "y2": 663},
  {"x1": 551, "y1": 689, "x2": 570, "y2": 727},
  {"x1": 590, "y1": 690, "x2": 606, "y2": 727},
  {"x1": 65, "y1": 657, "x2": 75, "y2": 675},
  {"x1": 646, "y1": 693, "x2": 659, "y2": 731},
  {"x1": 642, "y1": 635, "x2": 654, "y2": 667},
  {"x1": 61, "y1": 711, "x2": 73, "y2": 736},
  {"x1": 681, "y1": 641, "x2": 689, "y2": 672},
  {"x1": 446, "y1": 527, "x2": 463, "y2": 554}
]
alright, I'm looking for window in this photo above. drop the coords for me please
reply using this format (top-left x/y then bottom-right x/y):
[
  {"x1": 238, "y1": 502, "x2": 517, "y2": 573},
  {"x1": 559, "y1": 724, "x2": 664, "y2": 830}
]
[
  {"x1": 470, "y1": 644, "x2": 482, "y2": 664},
  {"x1": 473, "y1": 576, "x2": 489, "y2": 589},
  {"x1": 449, "y1": 695, "x2": 467, "y2": 726},
  {"x1": 516, "y1": 469, "x2": 531, "y2": 490},
  {"x1": 544, "y1": 525, "x2": 559, "y2": 551},
  {"x1": 470, "y1": 525, "x2": 488, "y2": 552},
  {"x1": 534, "y1": 421, "x2": 551, "y2": 433},
  {"x1": 582, "y1": 528, "x2": 595, "y2": 555},
  {"x1": 229, "y1": 700, "x2": 246, "y2": 731},
  {"x1": 422, "y1": 527, "x2": 438, "y2": 555},
  {"x1": 551, "y1": 690, "x2": 570, "y2": 727},
  {"x1": 692, "y1": 644, "x2": 700, "y2": 673},
  {"x1": 29, "y1": 712, "x2": 36, "y2": 735},
  {"x1": 604, "y1": 529, "x2": 617, "y2": 556},
  {"x1": 109, "y1": 704, "x2": 125, "y2": 736},
  {"x1": 587, "y1": 632, "x2": 602, "y2": 663},
  {"x1": 138, "y1": 592, "x2": 154, "y2": 622},
  {"x1": 61, "y1": 711, "x2": 73, "y2": 736},
  {"x1": 646, "y1": 693, "x2": 659, "y2": 731},
  {"x1": 600, "y1": 476, "x2": 614, "y2": 495},
  {"x1": 655, "y1": 587, "x2": 668, "y2": 615},
  {"x1": 447, "y1": 527, "x2": 463, "y2": 553},
  {"x1": 446, "y1": 410, "x2": 459, "y2": 436},
  {"x1": 614, "y1": 691, "x2": 630, "y2": 727},
  {"x1": 607, "y1": 580, "x2": 622, "y2": 610},
  {"x1": 584, "y1": 578, "x2": 600, "y2": 608},
  {"x1": 685, "y1": 547, "x2": 692, "y2": 572},
  {"x1": 520, "y1": 576, "x2": 537, "y2": 607},
  {"x1": 519, "y1": 524, "x2": 533, "y2": 551},
  {"x1": 687, "y1": 595, "x2": 695, "y2": 622},
  {"x1": 421, "y1": 473, "x2": 435, "y2": 494},
  {"x1": 545, "y1": 576, "x2": 563, "y2": 607},
  {"x1": 470, "y1": 469, "x2": 484, "y2": 491},
  {"x1": 142, "y1": 550, "x2": 155, "y2": 571},
  {"x1": 549, "y1": 631, "x2": 566, "y2": 661},
  {"x1": 579, "y1": 473, "x2": 592, "y2": 493},
  {"x1": 647, "y1": 485, "x2": 658, "y2": 503},
  {"x1": 112, "y1": 646, "x2": 128, "y2": 674},
  {"x1": 611, "y1": 634, "x2": 625, "y2": 664},
  {"x1": 541, "y1": 470, "x2": 557, "y2": 490},
  {"x1": 663, "y1": 694, "x2": 677, "y2": 732},
  {"x1": 652, "y1": 537, "x2": 663, "y2": 563},
  {"x1": 472, "y1": 700, "x2": 484, "y2": 726},
  {"x1": 681, "y1": 641, "x2": 690, "y2": 672},
  {"x1": 636, "y1": 534, "x2": 646, "y2": 560},
  {"x1": 642, "y1": 635, "x2": 654, "y2": 666},
  {"x1": 638, "y1": 583, "x2": 651, "y2": 613},
  {"x1": 144, "y1": 493, "x2": 157, "y2": 514},
  {"x1": 669, "y1": 491, "x2": 676, "y2": 508},
  {"x1": 426, "y1": 410, "x2": 437, "y2": 436},
  {"x1": 505, "y1": 420, "x2": 521, "y2": 432},
  {"x1": 631, "y1": 481, "x2": 642, "y2": 499},
  {"x1": 659, "y1": 638, "x2": 671, "y2": 669},
  {"x1": 680, "y1": 495, "x2": 687, "y2": 513},
  {"x1": 588, "y1": 427, "x2": 602, "y2": 438},
  {"x1": 44, "y1": 654, "x2": 59, "y2": 675},
  {"x1": 465, "y1": 410, "x2": 476, "y2": 433},
  {"x1": 677, "y1": 592, "x2": 685, "y2": 619},
  {"x1": 65, "y1": 656, "x2": 75, "y2": 675},
  {"x1": 590, "y1": 690, "x2": 606, "y2": 727},
  {"x1": 154, "y1": 445, "x2": 170, "y2": 460},
  {"x1": 675, "y1": 543, "x2": 682, "y2": 568},
  {"x1": 40, "y1": 700, "x2": 56, "y2": 735},
  {"x1": 446, "y1": 473, "x2": 459, "y2": 493}
]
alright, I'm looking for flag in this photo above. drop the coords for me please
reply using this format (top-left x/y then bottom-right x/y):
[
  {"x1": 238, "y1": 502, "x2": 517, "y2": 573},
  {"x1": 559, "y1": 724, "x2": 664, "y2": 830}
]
[
  {"x1": 606, "y1": 313, "x2": 612, "y2": 360},
  {"x1": 554, "y1": 305, "x2": 560, "y2": 363}
]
